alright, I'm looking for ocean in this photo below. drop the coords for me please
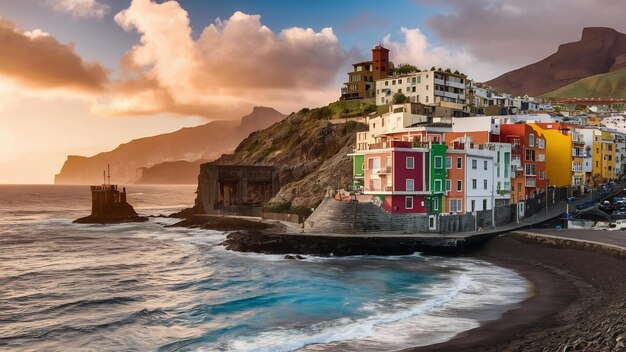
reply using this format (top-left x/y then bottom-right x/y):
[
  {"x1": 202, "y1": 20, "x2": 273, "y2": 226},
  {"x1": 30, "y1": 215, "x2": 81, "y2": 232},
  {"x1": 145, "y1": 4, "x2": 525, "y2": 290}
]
[{"x1": 0, "y1": 185, "x2": 528, "y2": 351}]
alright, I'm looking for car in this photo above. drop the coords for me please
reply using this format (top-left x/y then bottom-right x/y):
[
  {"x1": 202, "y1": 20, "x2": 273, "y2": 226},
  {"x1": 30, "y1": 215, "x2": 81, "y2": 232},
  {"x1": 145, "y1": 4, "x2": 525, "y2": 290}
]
[
  {"x1": 567, "y1": 197, "x2": 577, "y2": 203},
  {"x1": 617, "y1": 207, "x2": 626, "y2": 216},
  {"x1": 576, "y1": 201, "x2": 594, "y2": 210}
]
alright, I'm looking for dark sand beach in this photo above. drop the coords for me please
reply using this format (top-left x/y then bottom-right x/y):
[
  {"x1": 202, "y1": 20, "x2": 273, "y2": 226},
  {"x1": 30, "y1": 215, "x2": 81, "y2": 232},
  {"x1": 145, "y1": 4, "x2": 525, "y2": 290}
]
[{"x1": 411, "y1": 234, "x2": 626, "y2": 352}]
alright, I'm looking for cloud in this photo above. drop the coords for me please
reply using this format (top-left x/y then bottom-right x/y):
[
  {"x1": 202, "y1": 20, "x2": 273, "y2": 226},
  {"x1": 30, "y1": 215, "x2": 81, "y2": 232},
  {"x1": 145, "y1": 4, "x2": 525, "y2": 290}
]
[
  {"x1": 47, "y1": 0, "x2": 110, "y2": 19},
  {"x1": 418, "y1": 0, "x2": 626, "y2": 80},
  {"x1": 108, "y1": 0, "x2": 349, "y2": 118},
  {"x1": 382, "y1": 27, "x2": 503, "y2": 81},
  {"x1": 0, "y1": 19, "x2": 108, "y2": 92}
]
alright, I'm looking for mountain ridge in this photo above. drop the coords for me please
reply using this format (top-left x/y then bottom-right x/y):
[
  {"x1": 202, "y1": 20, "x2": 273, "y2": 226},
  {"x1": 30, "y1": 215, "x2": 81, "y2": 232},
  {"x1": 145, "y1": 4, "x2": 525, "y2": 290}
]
[
  {"x1": 54, "y1": 107, "x2": 286, "y2": 184},
  {"x1": 485, "y1": 27, "x2": 626, "y2": 97}
]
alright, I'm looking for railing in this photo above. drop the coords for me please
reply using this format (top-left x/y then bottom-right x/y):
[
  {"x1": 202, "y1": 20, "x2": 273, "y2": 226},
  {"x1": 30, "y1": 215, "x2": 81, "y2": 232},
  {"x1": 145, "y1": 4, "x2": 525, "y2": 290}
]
[
  {"x1": 391, "y1": 141, "x2": 412, "y2": 148},
  {"x1": 377, "y1": 166, "x2": 393, "y2": 174}
]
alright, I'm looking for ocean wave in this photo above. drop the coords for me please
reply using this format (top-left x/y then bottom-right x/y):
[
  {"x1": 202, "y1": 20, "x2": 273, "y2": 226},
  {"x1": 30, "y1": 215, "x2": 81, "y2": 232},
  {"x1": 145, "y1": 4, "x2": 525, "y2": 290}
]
[
  {"x1": 223, "y1": 274, "x2": 473, "y2": 352},
  {"x1": 0, "y1": 308, "x2": 167, "y2": 342}
]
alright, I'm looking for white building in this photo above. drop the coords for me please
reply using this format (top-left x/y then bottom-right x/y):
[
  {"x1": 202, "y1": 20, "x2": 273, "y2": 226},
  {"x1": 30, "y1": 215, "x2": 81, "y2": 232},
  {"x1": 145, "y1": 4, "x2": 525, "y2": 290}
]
[{"x1": 375, "y1": 70, "x2": 467, "y2": 111}]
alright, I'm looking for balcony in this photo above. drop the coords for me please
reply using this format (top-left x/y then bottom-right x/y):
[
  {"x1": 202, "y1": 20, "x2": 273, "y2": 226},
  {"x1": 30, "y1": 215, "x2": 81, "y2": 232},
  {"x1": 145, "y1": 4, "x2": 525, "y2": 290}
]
[
  {"x1": 391, "y1": 140, "x2": 412, "y2": 148},
  {"x1": 377, "y1": 166, "x2": 393, "y2": 174}
]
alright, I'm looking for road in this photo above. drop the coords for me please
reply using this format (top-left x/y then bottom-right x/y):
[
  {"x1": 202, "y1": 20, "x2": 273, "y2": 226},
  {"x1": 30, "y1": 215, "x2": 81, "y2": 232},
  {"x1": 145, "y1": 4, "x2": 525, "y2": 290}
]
[{"x1": 522, "y1": 228, "x2": 626, "y2": 249}]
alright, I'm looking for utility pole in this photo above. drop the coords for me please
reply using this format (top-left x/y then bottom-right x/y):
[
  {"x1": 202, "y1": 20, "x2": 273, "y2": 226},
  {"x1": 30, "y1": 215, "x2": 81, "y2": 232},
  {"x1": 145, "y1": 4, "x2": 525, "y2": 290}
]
[
  {"x1": 546, "y1": 178, "x2": 550, "y2": 217},
  {"x1": 492, "y1": 153, "x2": 496, "y2": 229}
]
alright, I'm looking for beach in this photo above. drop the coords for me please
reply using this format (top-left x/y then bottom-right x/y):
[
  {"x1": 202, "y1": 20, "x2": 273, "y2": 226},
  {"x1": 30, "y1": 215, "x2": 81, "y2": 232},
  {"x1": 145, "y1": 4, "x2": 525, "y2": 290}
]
[{"x1": 412, "y1": 234, "x2": 626, "y2": 351}]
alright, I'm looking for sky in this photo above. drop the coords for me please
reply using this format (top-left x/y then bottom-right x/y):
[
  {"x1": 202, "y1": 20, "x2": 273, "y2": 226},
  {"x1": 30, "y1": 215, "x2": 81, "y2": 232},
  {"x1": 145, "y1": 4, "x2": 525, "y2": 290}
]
[{"x1": 0, "y1": 0, "x2": 625, "y2": 184}]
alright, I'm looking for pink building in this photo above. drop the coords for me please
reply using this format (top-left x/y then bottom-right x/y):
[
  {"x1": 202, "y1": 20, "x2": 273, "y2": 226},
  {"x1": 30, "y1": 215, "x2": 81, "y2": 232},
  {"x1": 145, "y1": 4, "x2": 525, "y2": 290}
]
[{"x1": 362, "y1": 141, "x2": 430, "y2": 213}]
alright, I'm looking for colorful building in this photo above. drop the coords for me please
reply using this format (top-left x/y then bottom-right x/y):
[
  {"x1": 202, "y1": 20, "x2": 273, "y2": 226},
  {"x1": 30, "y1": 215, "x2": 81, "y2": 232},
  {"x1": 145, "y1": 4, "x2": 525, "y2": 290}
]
[
  {"x1": 529, "y1": 123, "x2": 573, "y2": 188},
  {"x1": 340, "y1": 44, "x2": 389, "y2": 101},
  {"x1": 492, "y1": 124, "x2": 547, "y2": 204}
]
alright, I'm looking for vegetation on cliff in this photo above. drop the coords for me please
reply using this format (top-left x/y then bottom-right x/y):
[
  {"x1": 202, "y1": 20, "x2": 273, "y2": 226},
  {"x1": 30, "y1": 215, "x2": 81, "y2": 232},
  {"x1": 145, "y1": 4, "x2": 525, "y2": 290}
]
[
  {"x1": 203, "y1": 104, "x2": 368, "y2": 213},
  {"x1": 542, "y1": 68, "x2": 626, "y2": 99}
]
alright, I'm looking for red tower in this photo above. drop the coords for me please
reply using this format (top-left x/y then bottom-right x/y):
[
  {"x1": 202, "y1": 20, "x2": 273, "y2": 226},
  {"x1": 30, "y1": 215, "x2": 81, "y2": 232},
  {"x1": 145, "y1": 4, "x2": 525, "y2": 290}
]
[{"x1": 372, "y1": 43, "x2": 390, "y2": 80}]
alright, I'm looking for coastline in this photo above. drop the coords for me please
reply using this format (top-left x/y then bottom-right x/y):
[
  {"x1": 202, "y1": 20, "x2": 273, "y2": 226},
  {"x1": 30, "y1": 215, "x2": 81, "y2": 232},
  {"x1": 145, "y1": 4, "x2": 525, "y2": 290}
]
[
  {"x1": 409, "y1": 234, "x2": 626, "y2": 352},
  {"x1": 170, "y1": 215, "x2": 625, "y2": 351}
]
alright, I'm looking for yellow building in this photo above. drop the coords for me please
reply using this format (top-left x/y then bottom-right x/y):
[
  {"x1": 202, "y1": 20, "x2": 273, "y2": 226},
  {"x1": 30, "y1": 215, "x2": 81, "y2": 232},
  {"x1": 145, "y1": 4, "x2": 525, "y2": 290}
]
[
  {"x1": 589, "y1": 129, "x2": 617, "y2": 184},
  {"x1": 600, "y1": 131, "x2": 616, "y2": 181},
  {"x1": 529, "y1": 123, "x2": 572, "y2": 187}
]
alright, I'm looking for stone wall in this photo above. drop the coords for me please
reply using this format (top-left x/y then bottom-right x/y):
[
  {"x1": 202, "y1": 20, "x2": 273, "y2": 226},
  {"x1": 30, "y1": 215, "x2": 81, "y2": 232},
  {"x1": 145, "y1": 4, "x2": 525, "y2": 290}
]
[{"x1": 304, "y1": 187, "x2": 572, "y2": 235}]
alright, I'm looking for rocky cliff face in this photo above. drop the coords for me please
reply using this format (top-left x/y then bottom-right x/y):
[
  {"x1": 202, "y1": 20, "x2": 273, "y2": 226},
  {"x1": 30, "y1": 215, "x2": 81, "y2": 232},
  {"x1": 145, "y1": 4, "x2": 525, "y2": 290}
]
[
  {"x1": 485, "y1": 27, "x2": 626, "y2": 97},
  {"x1": 196, "y1": 107, "x2": 367, "y2": 211},
  {"x1": 54, "y1": 107, "x2": 286, "y2": 184}
]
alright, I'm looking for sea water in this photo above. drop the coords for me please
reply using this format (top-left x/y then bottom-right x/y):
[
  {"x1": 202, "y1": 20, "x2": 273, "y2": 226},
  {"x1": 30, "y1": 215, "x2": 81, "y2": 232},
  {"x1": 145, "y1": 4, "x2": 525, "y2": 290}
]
[{"x1": 0, "y1": 185, "x2": 528, "y2": 351}]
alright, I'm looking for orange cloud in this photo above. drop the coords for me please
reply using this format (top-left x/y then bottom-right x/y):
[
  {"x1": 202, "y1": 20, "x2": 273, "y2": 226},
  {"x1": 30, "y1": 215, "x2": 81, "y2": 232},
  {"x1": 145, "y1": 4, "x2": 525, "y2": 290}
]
[
  {"x1": 0, "y1": 19, "x2": 108, "y2": 93},
  {"x1": 108, "y1": 0, "x2": 349, "y2": 118}
]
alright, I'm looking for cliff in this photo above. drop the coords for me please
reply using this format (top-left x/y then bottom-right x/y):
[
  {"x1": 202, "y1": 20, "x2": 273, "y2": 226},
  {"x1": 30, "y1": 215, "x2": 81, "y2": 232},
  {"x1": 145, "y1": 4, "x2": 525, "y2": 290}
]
[
  {"x1": 542, "y1": 68, "x2": 626, "y2": 98},
  {"x1": 194, "y1": 106, "x2": 367, "y2": 212},
  {"x1": 55, "y1": 107, "x2": 286, "y2": 184},
  {"x1": 485, "y1": 27, "x2": 626, "y2": 97}
]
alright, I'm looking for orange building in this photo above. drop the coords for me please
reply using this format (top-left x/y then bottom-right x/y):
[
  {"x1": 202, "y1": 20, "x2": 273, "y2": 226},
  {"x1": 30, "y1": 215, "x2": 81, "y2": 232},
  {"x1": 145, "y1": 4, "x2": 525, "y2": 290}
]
[
  {"x1": 492, "y1": 124, "x2": 547, "y2": 203},
  {"x1": 340, "y1": 44, "x2": 390, "y2": 101}
]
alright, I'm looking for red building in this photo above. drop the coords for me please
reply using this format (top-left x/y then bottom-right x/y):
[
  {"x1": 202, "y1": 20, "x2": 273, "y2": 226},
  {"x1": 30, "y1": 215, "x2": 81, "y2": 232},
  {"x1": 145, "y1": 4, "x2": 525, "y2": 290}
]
[
  {"x1": 491, "y1": 124, "x2": 546, "y2": 203},
  {"x1": 362, "y1": 141, "x2": 430, "y2": 213}
]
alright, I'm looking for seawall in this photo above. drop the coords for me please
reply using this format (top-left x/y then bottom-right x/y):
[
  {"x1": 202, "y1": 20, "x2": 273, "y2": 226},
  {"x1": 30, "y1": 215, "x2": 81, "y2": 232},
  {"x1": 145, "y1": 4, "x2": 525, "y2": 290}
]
[{"x1": 512, "y1": 231, "x2": 626, "y2": 258}]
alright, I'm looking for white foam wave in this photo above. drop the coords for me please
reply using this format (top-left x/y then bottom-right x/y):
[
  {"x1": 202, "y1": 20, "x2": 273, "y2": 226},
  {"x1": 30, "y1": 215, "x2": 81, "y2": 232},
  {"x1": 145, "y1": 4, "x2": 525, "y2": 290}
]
[{"x1": 222, "y1": 274, "x2": 473, "y2": 352}]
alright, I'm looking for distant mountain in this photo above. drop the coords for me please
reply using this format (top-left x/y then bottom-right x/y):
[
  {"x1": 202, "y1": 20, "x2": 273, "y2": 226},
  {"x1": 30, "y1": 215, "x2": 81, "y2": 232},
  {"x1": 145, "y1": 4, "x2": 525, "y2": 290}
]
[
  {"x1": 55, "y1": 107, "x2": 286, "y2": 184},
  {"x1": 542, "y1": 68, "x2": 626, "y2": 98},
  {"x1": 485, "y1": 27, "x2": 626, "y2": 97},
  {"x1": 135, "y1": 160, "x2": 206, "y2": 184}
]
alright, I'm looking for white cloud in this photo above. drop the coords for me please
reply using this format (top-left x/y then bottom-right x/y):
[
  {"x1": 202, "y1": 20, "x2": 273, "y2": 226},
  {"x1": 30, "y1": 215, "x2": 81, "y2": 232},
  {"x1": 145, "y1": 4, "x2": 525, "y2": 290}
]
[
  {"x1": 382, "y1": 27, "x2": 506, "y2": 81},
  {"x1": 48, "y1": 0, "x2": 110, "y2": 19},
  {"x1": 108, "y1": 0, "x2": 349, "y2": 118}
]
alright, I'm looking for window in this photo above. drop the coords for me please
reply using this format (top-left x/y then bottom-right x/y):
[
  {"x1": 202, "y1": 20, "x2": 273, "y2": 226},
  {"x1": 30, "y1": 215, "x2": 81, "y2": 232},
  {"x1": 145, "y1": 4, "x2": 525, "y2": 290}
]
[
  {"x1": 525, "y1": 164, "x2": 536, "y2": 176},
  {"x1": 457, "y1": 180, "x2": 462, "y2": 191},
  {"x1": 385, "y1": 81, "x2": 388, "y2": 86},
  {"x1": 434, "y1": 156, "x2": 443, "y2": 169},
  {"x1": 484, "y1": 160, "x2": 488, "y2": 170},
  {"x1": 484, "y1": 179, "x2": 488, "y2": 190},
  {"x1": 392, "y1": 80, "x2": 396, "y2": 85},
  {"x1": 433, "y1": 198, "x2": 439, "y2": 211},
  {"x1": 446, "y1": 179, "x2": 451, "y2": 191},
  {"x1": 434, "y1": 179, "x2": 442, "y2": 192},
  {"x1": 449, "y1": 199, "x2": 462, "y2": 213},
  {"x1": 526, "y1": 149, "x2": 535, "y2": 161},
  {"x1": 426, "y1": 96, "x2": 429, "y2": 103},
  {"x1": 457, "y1": 157, "x2": 462, "y2": 169},
  {"x1": 538, "y1": 138, "x2": 545, "y2": 149},
  {"x1": 398, "y1": 79, "x2": 402, "y2": 84},
  {"x1": 539, "y1": 170, "x2": 545, "y2": 180},
  {"x1": 471, "y1": 200, "x2": 476, "y2": 212},
  {"x1": 446, "y1": 157, "x2": 452, "y2": 169},
  {"x1": 528, "y1": 134, "x2": 535, "y2": 147},
  {"x1": 472, "y1": 179, "x2": 477, "y2": 189},
  {"x1": 472, "y1": 159, "x2": 477, "y2": 169},
  {"x1": 483, "y1": 199, "x2": 488, "y2": 210},
  {"x1": 405, "y1": 196, "x2": 413, "y2": 209},
  {"x1": 406, "y1": 157, "x2": 415, "y2": 169},
  {"x1": 406, "y1": 179, "x2": 414, "y2": 191}
]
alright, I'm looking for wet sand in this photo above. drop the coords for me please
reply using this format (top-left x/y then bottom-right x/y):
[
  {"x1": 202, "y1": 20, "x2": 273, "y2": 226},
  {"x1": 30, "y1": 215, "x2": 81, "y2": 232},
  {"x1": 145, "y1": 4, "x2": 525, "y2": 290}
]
[{"x1": 409, "y1": 234, "x2": 626, "y2": 351}]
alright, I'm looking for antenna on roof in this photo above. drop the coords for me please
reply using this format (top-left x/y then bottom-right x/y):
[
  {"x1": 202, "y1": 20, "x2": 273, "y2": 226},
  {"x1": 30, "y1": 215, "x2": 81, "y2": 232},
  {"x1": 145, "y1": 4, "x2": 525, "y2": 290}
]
[
  {"x1": 103, "y1": 170, "x2": 106, "y2": 185},
  {"x1": 107, "y1": 164, "x2": 111, "y2": 185}
]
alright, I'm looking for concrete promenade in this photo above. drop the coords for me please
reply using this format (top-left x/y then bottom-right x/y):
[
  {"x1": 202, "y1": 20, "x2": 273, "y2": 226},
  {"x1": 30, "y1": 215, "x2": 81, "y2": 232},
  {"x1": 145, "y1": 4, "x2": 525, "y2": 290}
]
[{"x1": 515, "y1": 229, "x2": 626, "y2": 250}]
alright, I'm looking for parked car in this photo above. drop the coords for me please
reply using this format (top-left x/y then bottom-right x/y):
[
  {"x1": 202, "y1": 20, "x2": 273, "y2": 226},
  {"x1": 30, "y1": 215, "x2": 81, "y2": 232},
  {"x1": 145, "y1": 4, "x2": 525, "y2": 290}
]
[
  {"x1": 616, "y1": 207, "x2": 626, "y2": 217},
  {"x1": 567, "y1": 197, "x2": 577, "y2": 204},
  {"x1": 576, "y1": 201, "x2": 594, "y2": 210}
]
